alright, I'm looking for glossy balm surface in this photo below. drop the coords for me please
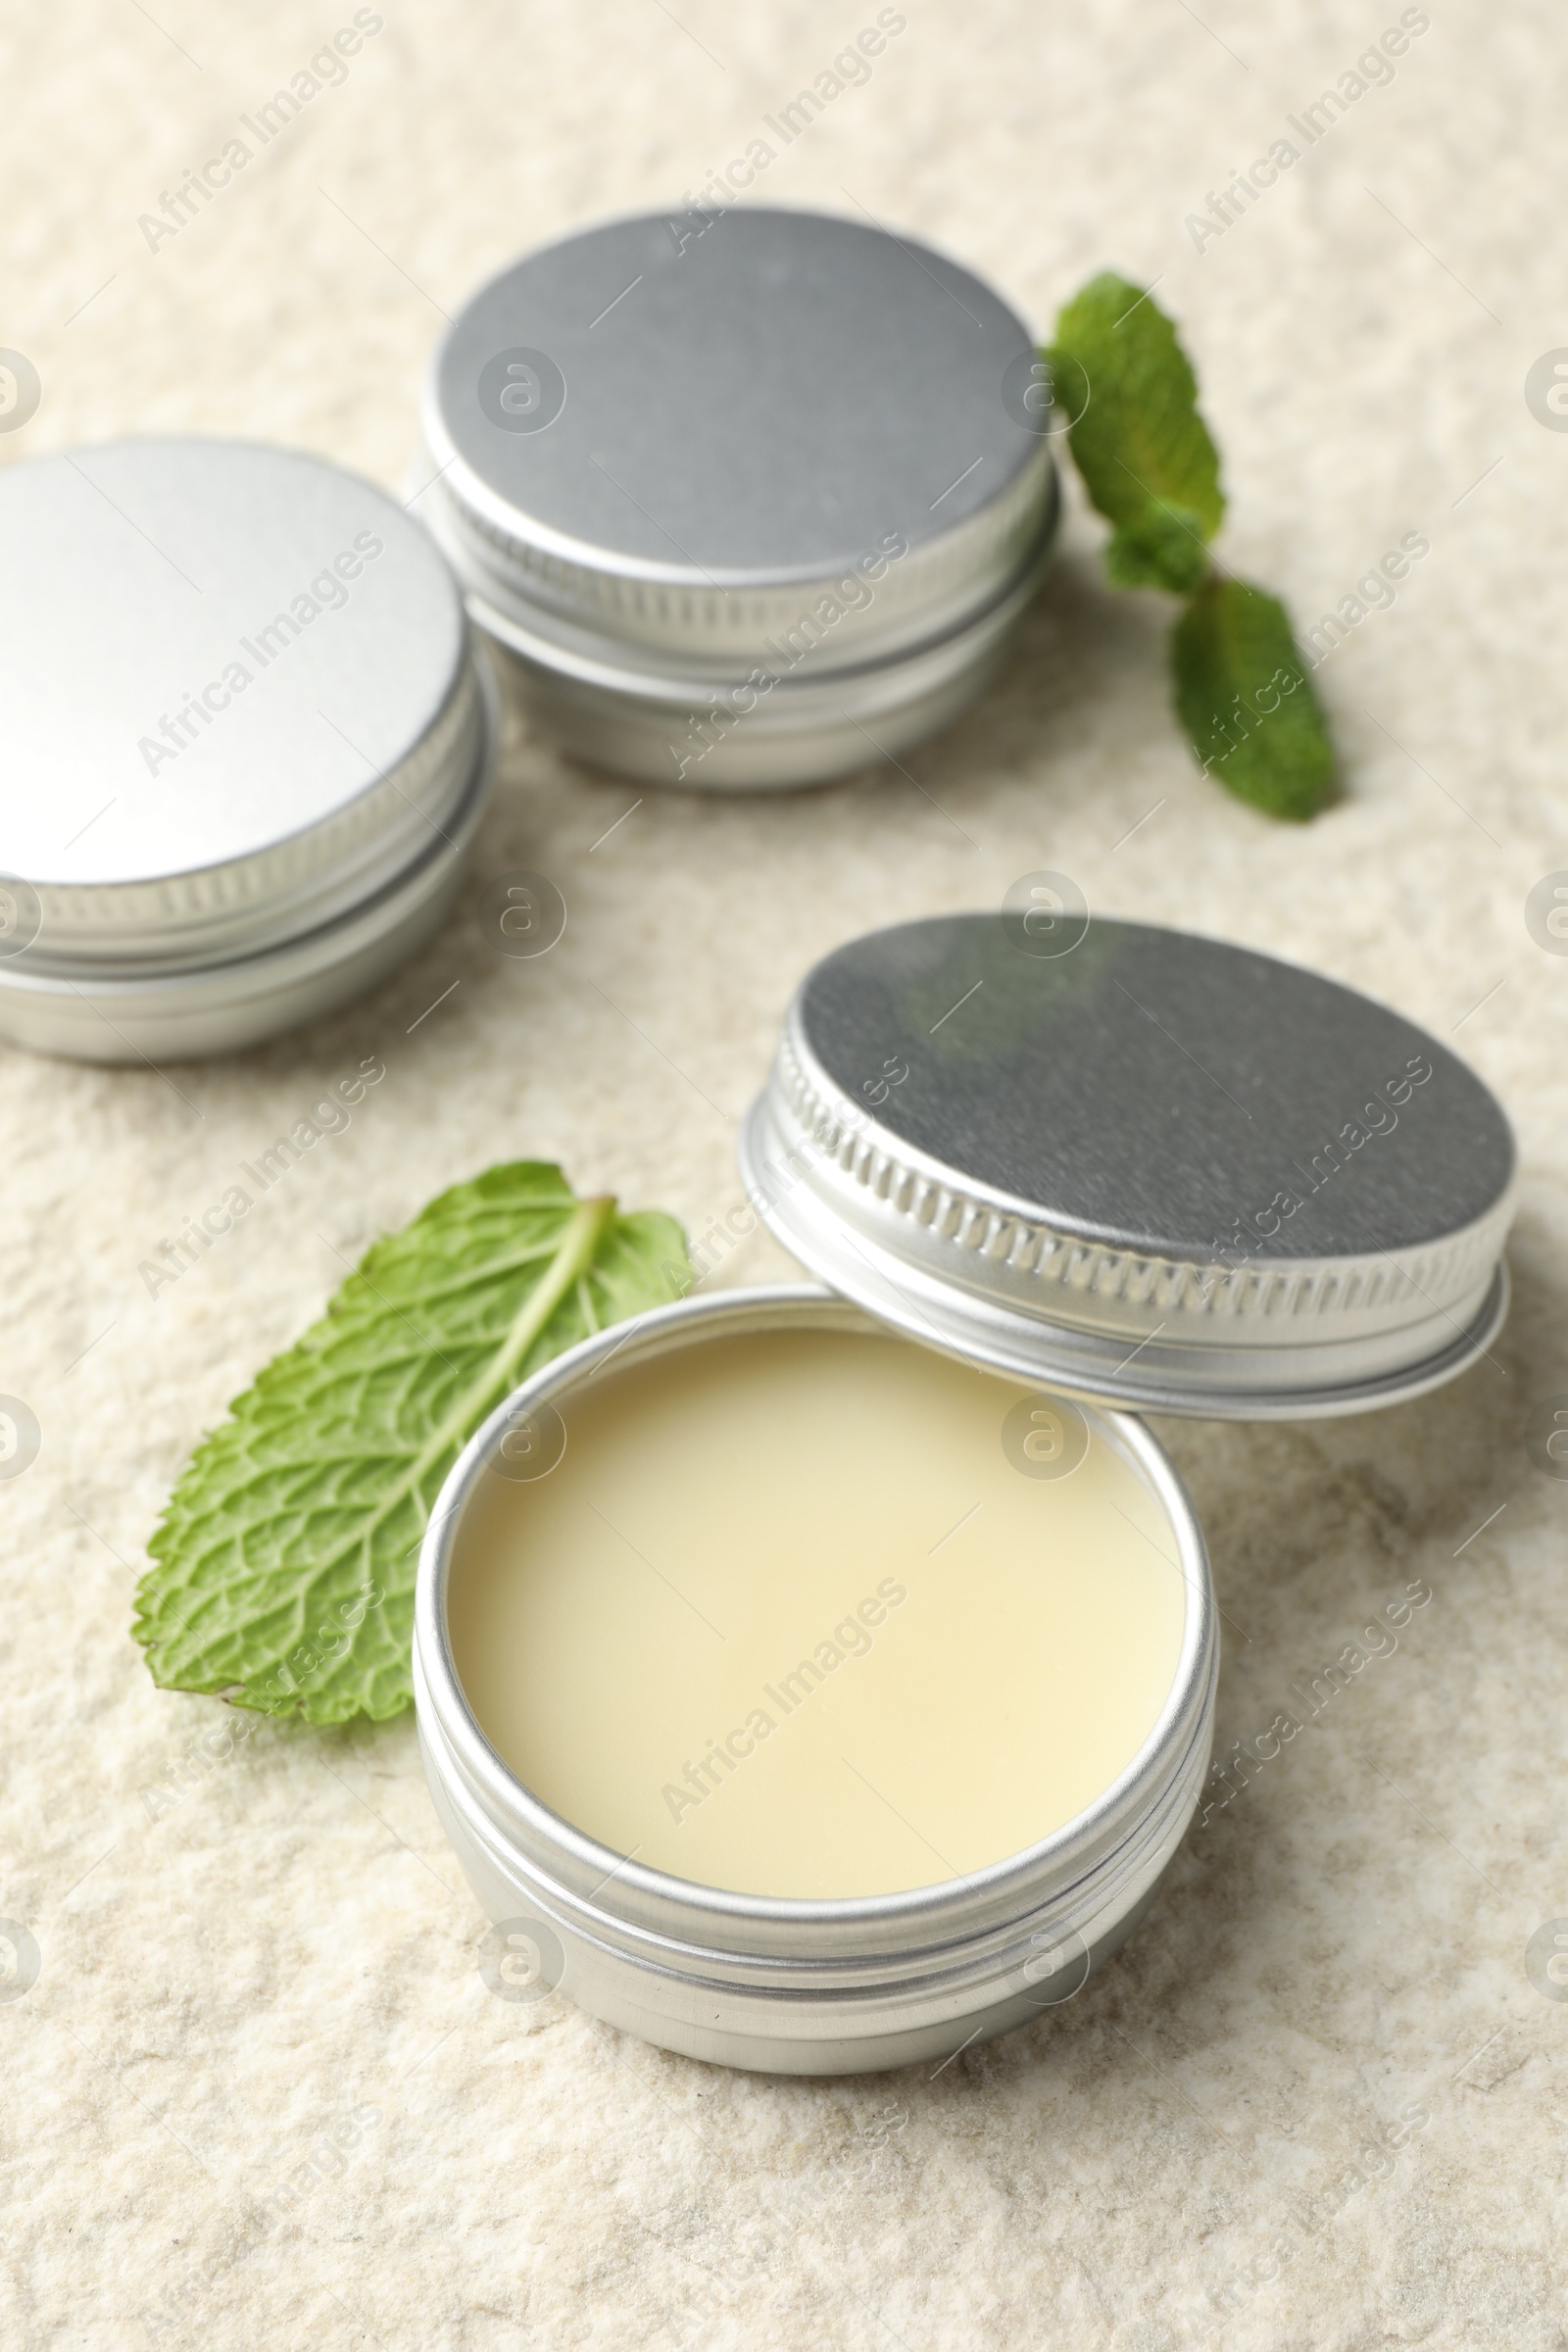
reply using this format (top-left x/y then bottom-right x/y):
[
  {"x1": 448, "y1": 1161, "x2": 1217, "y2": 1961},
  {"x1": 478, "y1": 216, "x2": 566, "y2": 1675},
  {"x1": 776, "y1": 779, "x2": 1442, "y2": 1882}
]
[{"x1": 447, "y1": 1330, "x2": 1188, "y2": 1900}]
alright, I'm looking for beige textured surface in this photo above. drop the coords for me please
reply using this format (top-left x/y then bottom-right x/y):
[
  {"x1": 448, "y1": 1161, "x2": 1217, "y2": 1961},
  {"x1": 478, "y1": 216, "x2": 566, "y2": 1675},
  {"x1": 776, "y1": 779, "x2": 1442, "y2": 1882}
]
[{"x1": 4, "y1": 2, "x2": 1568, "y2": 2345}]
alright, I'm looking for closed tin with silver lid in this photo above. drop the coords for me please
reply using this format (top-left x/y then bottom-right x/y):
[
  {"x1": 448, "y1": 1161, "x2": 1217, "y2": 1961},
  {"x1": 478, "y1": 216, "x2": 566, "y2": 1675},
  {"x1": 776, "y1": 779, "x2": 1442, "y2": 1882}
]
[
  {"x1": 0, "y1": 437, "x2": 497, "y2": 1062},
  {"x1": 740, "y1": 910, "x2": 1517, "y2": 1417},
  {"x1": 416, "y1": 206, "x2": 1058, "y2": 789}
]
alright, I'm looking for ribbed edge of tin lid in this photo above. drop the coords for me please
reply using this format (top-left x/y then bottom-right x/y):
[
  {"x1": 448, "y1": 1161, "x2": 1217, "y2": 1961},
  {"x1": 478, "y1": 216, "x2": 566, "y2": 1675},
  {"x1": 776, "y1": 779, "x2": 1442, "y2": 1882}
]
[
  {"x1": 0, "y1": 657, "x2": 498, "y2": 1063},
  {"x1": 415, "y1": 416, "x2": 1056, "y2": 671},
  {"x1": 13, "y1": 643, "x2": 487, "y2": 978},
  {"x1": 421, "y1": 448, "x2": 1059, "y2": 686},
  {"x1": 0, "y1": 714, "x2": 494, "y2": 1062},
  {"x1": 738, "y1": 1016, "x2": 1517, "y2": 1418},
  {"x1": 445, "y1": 505, "x2": 1056, "y2": 720},
  {"x1": 770, "y1": 1017, "x2": 1513, "y2": 1338}
]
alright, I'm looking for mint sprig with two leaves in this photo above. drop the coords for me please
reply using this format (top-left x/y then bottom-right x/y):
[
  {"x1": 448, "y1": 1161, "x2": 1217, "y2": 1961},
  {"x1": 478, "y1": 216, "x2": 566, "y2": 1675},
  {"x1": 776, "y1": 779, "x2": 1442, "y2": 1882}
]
[
  {"x1": 133, "y1": 1162, "x2": 690, "y2": 1725},
  {"x1": 1045, "y1": 271, "x2": 1336, "y2": 822}
]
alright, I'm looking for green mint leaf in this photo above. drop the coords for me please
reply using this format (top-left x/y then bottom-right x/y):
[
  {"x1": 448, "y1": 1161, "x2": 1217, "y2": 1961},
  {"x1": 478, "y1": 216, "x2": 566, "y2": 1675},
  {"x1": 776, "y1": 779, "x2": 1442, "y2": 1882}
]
[
  {"x1": 133, "y1": 1162, "x2": 691, "y2": 1725},
  {"x1": 1102, "y1": 500, "x2": 1212, "y2": 595},
  {"x1": 1171, "y1": 576, "x2": 1336, "y2": 822},
  {"x1": 1049, "y1": 270, "x2": 1225, "y2": 594},
  {"x1": 1047, "y1": 273, "x2": 1335, "y2": 816}
]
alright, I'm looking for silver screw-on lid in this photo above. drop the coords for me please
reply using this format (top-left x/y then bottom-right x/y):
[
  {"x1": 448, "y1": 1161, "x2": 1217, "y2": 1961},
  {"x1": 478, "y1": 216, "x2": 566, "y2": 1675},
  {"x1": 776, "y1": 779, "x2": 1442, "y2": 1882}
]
[
  {"x1": 0, "y1": 438, "x2": 484, "y2": 976},
  {"x1": 739, "y1": 914, "x2": 1517, "y2": 1418},
  {"x1": 418, "y1": 207, "x2": 1055, "y2": 676}
]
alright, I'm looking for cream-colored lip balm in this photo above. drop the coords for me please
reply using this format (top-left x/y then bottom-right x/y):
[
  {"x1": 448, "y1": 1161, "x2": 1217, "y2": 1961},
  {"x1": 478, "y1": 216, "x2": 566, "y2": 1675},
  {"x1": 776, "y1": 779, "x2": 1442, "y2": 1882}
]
[{"x1": 446, "y1": 1328, "x2": 1190, "y2": 1900}]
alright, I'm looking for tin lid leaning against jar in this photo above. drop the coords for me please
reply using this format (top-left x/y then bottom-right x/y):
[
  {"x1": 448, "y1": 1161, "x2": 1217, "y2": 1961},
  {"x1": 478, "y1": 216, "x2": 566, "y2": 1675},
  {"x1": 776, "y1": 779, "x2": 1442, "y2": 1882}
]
[
  {"x1": 416, "y1": 206, "x2": 1058, "y2": 791},
  {"x1": 739, "y1": 910, "x2": 1517, "y2": 1418},
  {"x1": 0, "y1": 438, "x2": 497, "y2": 1064}
]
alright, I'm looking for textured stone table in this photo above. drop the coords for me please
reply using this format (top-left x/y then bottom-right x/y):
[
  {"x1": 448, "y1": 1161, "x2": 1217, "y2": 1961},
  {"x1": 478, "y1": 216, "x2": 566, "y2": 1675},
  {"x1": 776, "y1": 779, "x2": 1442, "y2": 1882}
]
[{"x1": 3, "y1": 2, "x2": 1564, "y2": 2344}]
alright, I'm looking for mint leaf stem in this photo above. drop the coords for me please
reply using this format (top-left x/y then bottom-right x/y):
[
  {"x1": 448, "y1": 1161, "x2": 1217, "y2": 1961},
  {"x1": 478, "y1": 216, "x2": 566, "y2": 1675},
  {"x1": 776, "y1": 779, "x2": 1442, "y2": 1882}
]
[{"x1": 397, "y1": 1193, "x2": 615, "y2": 1510}]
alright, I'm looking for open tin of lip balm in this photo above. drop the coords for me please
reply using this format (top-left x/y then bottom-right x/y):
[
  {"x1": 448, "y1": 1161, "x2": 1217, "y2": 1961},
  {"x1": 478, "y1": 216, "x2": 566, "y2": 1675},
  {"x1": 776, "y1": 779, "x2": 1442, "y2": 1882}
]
[
  {"x1": 416, "y1": 207, "x2": 1057, "y2": 790},
  {"x1": 414, "y1": 914, "x2": 1515, "y2": 2075},
  {"x1": 416, "y1": 1289, "x2": 1215, "y2": 2076},
  {"x1": 0, "y1": 438, "x2": 496, "y2": 1063}
]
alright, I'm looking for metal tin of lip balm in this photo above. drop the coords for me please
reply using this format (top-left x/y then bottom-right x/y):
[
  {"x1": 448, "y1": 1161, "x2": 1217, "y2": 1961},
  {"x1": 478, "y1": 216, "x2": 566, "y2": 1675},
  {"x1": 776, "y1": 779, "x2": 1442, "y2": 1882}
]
[
  {"x1": 416, "y1": 207, "x2": 1058, "y2": 790},
  {"x1": 0, "y1": 438, "x2": 497, "y2": 1062},
  {"x1": 739, "y1": 911, "x2": 1518, "y2": 1418},
  {"x1": 414, "y1": 914, "x2": 1514, "y2": 2072},
  {"x1": 415, "y1": 1287, "x2": 1217, "y2": 2077}
]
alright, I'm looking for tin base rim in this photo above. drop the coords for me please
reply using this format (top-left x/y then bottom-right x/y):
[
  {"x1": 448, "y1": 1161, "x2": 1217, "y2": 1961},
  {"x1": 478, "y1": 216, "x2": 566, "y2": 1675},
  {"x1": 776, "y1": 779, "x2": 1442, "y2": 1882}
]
[
  {"x1": 484, "y1": 617, "x2": 1026, "y2": 791},
  {"x1": 434, "y1": 505, "x2": 1056, "y2": 792}
]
